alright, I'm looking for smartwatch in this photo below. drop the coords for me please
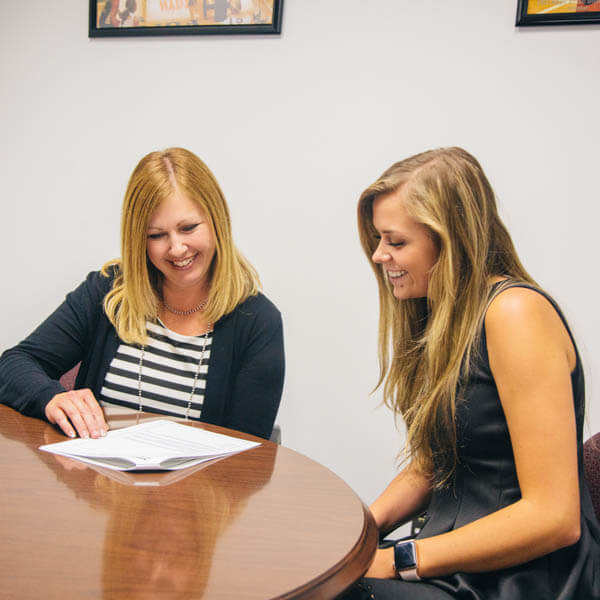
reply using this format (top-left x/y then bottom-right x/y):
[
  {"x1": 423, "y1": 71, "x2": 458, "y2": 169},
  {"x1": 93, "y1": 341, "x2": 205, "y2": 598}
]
[{"x1": 393, "y1": 539, "x2": 421, "y2": 581}]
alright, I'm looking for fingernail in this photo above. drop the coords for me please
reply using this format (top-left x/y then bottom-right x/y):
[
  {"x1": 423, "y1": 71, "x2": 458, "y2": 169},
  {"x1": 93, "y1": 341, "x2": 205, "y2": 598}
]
[
  {"x1": 101, "y1": 430, "x2": 107, "y2": 436},
  {"x1": 82, "y1": 432, "x2": 89, "y2": 439},
  {"x1": 68, "y1": 431, "x2": 76, "y2": 438}
]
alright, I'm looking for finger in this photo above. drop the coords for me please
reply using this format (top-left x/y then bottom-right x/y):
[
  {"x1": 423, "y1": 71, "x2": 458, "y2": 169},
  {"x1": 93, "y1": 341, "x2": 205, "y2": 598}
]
[
  {"x1": 51, "y1": 390, "x2": 107, "y2": 439},
  {"x1": 80, "y1": 390, "x2": 109, "y2": 437},
  {"x1": 61, "y1": 397, "x2": 100, "y2": 440},
  {"x1": 46, "y1": 404, "x2": 77, "y2": 439},
  {"x1": 46, "y1": 393, "x2": 93, "y2": 439}
]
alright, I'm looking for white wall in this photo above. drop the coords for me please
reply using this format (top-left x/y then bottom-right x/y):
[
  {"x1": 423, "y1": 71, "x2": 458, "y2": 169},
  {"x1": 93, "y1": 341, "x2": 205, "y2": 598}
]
[{"x1": 2, "y1": 1, "x2": 599, "y2": 507}]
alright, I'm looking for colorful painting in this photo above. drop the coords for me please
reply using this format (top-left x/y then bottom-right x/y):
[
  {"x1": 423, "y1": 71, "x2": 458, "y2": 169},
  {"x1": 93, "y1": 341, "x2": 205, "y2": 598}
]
[
  {"x1": 89, "y1": 0, "x2": 283, "y2": 36},
  {"x1": 516, "y1": 0, "x2": 600, "y2": 25}
]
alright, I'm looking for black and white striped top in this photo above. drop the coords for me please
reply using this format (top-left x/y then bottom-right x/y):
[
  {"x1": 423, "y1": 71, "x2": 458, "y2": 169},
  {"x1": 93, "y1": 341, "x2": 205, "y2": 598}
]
[{"x1": 99, "y1": 320, "x2": 212, "y2": 420}]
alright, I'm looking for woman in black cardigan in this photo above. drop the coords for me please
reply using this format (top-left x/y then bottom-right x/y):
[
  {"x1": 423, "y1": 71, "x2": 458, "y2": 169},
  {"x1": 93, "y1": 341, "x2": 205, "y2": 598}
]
[{"x1": 0, "y1": 147, "x2": 284, "y2": 440}]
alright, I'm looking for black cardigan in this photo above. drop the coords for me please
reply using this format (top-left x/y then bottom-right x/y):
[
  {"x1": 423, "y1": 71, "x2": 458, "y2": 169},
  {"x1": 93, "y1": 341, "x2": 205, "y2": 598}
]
[{"x1": 0, "y1": 270, "x2": 285, "y2": 439}]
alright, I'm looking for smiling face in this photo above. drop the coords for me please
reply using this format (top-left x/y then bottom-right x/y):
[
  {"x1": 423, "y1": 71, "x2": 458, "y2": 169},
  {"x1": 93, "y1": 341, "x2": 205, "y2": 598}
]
[
  {"x1": 371, "y1": 187, "x2": 439, "y2": 301},
  {"x1": 146, "y1": 190, "x2": 216, "y2": 296}
]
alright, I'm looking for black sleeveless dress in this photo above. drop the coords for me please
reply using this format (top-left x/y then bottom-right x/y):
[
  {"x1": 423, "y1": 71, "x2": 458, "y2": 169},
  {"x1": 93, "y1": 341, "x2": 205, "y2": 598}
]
[{"x1": 345, "y1": 284, "x2": 600, "y2": 599}]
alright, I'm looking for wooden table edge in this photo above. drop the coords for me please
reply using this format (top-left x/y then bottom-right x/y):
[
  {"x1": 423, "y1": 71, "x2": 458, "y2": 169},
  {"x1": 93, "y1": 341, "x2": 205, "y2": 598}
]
[{"x1": 272, "y1": 501, "x2": 378, "y2": 600}]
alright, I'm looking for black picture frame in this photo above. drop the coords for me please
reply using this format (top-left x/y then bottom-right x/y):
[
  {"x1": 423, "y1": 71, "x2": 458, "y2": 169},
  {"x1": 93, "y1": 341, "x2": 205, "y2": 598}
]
[
  {"x1": 89, "y1": 0, "x2": 284, "y2": 38},
  {"x1": 516, "y1": 0, "x2": 600, "y2": 26}
]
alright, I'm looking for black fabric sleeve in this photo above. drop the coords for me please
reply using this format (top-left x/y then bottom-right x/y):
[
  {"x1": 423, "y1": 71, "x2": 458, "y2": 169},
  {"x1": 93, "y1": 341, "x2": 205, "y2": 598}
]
[
  {"x1": 0, "y1": 271, "x2": 111, "y2": 420},
  {"x1": 224, "y1": 296, "x2": 285, "y2": 440}
]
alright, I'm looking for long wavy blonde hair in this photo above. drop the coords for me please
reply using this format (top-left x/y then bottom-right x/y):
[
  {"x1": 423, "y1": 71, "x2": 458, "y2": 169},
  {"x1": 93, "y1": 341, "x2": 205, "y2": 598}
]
[
  {"x1": 102, "y1": 147, "x2": 260, "y2": 345},
  {"x1": 358, "y1": 147, "x2": 535, "y2": 486}
]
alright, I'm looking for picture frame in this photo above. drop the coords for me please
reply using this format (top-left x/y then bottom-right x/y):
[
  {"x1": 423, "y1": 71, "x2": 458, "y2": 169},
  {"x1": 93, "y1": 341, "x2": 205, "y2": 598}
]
[
  {"x1": 516, "y1": 0, "x2": 600, "y2": 26},
  {"x1": 89, "y1": 0, "x2": 284, "y2": 38}
]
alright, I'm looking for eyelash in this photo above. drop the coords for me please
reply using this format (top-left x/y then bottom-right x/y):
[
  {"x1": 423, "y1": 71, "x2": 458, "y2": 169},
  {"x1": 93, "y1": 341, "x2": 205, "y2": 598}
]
[
  {"x1": 373, "y1": 235, "x2": 405, "y2": 248},
  {"x1": 147, "y1": 223, "x2": 200, "y2": 240}
]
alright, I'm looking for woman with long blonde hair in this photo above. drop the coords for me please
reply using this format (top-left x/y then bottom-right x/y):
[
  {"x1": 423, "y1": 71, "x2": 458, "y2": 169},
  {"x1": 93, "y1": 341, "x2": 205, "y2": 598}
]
[
  {"x1": 0, "y1": 148, "x2": 284, "y2": 440},
  {"x1": 345, "y1": 147, "x2": 599, "y2": 599}
]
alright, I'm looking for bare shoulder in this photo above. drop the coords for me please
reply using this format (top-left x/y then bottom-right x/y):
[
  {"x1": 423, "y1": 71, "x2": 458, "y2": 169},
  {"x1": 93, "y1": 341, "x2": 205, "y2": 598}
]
[
  {"x1": 486, "y1": 286, "x2": 557, "y2": 326},
  {"x1": 485, "y1": 286, "x2": 575, "y2": 370}
]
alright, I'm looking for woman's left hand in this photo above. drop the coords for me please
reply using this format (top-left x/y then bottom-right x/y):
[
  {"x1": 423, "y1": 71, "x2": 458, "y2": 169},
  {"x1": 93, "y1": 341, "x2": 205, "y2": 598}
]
[{"x1": 365, "y1": 547, "x2": 396, "y2": 579}]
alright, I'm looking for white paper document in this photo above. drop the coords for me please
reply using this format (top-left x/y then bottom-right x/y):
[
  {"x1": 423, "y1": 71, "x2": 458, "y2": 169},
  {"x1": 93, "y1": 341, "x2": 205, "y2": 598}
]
[{"x1": 39, "y1": 419, "x2": 260, "y2": 471}]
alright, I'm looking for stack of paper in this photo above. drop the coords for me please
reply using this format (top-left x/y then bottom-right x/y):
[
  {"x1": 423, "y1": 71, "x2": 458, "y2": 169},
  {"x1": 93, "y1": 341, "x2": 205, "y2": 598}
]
[{"x1": 39, "y1": 419, "x2": 260, "y2": 471}]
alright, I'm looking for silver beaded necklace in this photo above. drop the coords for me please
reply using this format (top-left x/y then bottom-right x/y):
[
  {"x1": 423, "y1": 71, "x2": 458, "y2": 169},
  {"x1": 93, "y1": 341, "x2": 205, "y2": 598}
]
[{"x1": 137, "y1": 324, "x2": 212, "y2": 420}]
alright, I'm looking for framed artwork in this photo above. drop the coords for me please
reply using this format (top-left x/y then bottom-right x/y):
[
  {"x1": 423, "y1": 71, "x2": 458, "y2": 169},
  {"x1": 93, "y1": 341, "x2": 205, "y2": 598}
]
[
  {"x1": 89, "y1": 0, "x2": 284, "y2": 37},
  {"x1": 516, "y1": 0, "x2": 600, "y2": 26}
]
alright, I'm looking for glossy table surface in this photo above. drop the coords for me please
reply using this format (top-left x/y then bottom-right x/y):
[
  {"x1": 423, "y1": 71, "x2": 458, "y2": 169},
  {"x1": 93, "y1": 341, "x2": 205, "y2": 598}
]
[{"x1": 0, "y1": 405, "x2": 377, "y2": 599}]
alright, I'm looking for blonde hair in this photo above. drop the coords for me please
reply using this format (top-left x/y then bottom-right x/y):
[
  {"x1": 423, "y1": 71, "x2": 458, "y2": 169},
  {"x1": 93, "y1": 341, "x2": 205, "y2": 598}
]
[
  {"x1": 358, "y1": 147, "x2": 535, "y2": 486},
  {"x1": 102, "y1": 148, "x2": 260, "y2": 344}
]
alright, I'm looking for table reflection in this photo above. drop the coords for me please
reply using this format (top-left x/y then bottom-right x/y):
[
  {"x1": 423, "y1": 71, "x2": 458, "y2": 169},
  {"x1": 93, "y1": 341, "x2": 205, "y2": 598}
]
[{"x1": 0, "y1": 410, "x2": 276, "y2": 599}]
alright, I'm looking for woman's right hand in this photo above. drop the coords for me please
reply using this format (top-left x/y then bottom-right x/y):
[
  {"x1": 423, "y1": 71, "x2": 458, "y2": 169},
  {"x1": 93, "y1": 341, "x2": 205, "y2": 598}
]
[{"x1": 45, "y1": 389, "x2": 108, "y2": 439}]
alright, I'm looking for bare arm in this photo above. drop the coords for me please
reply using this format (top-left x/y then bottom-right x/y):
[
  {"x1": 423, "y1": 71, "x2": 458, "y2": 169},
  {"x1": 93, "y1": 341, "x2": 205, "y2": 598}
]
[
  {"x1": 365, "y1": 463, "x2": 432, "y2": 578},
  {"x1": 368, "y1": 287, "x2": 580, "y2": 579},
  {"x1": 370, "y1": 462, "x2": 432, "y2": 536}
]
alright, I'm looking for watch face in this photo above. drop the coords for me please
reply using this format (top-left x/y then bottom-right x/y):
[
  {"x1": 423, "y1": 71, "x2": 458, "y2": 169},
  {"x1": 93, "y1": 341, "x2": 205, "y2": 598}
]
[{"x1": 394, "y1": 541, "x2": 417, "y2": 570}]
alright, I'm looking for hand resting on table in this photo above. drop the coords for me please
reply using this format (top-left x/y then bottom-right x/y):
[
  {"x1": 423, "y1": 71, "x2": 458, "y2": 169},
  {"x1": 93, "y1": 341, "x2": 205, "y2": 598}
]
[{"x1": 45, "y1": 389, "x2": 108, "y2": 439}]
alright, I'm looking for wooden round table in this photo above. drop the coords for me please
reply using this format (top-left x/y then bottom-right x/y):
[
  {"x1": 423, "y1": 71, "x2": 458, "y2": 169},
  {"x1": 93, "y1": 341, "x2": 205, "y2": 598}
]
[{"x1": 0, "y1": 405, "x2": 377, "y2": 599}]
